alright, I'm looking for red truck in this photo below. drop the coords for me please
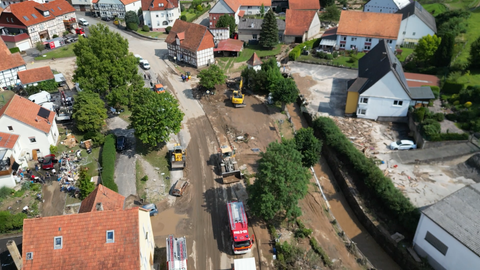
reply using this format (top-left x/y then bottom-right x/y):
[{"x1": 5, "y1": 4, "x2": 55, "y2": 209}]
[{"x1": 227, "y1": 201, "x2": 254, "y2": 254}]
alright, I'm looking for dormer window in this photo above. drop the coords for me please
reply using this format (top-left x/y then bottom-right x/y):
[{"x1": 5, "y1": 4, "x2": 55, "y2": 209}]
[
  {"x1": 158, "y1": 3, "x2": 163, "y2": 6},
  {"x1": 106, "y1": 230, "x2": 115, "y2": 243},
  {"x1": 26, "y1": 252, "x2": 33, "y2": 260},
  {"x1": 54, "y1": 236, "x2": 63, "y2": 249},
  {"x1": 43, "y1": 11, "x2": 50, "y2": 17},
  {"x1": 176, "y1": 38, "x2": 180, "y2": 45}
]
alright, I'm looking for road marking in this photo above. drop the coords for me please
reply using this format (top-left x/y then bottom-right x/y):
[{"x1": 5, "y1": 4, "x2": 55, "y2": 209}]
[{"x1": 190, "y1": 240, "x2": 197, "y2": 270}]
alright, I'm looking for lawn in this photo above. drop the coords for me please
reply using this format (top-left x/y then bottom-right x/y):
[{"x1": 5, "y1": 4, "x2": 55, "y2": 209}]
[
  {"x1": 34, "y1": 43, "x2": 76, "y2": 60},
  {"x1": 422, "y1": 3, "x2": 448, "y2": 15},
  {"x1": 181, "y1": 10, "x2": 202, "y2": 22},
  {"x1": 235, "y1": 44, "x2": 282, "y2": 63},
  {"x1": 455, "y1": 70, "x2": 480, "y2": 86},
  {"x1": 453, "y1": 10, "x2": 480, "y2": 66},
  {"x1": 397, "y1": 47, "x2": 414, "y2": 62},
  {"x1": 136, "y1": 29, "x2": 167, "y2": 38},
  {"x1": 119, "y1": 107, "x2": 132, "y2": 124},
  {"x1": 0, "y1": 90, "x2": 14, "y2": 107}
]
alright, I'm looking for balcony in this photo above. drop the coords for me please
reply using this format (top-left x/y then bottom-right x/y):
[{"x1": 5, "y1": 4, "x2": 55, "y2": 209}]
[
  {"x1": 0, "y1": 150, "x2": 15, "y2": 177},
  {"x1": 340, "y1": 40, "x2": 346, "y2": 44}
]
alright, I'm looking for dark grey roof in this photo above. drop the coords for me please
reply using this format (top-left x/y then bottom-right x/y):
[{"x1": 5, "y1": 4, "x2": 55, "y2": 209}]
[
  {"x1": 409, "y1": 86, "x2": 435, "y2": 99},
  {"x1": 210, "y1": 0, "x2": 234, "y2": 14},
  {"x1": 347, "y1": 77, "x2": 368, "y2": 93},
  {"x1": 237, "y1": 18, "x2": 286, "y2": 31},
  {"x1": 422, "y1": 183, "x2": 480, "y2": 257},
  {"x1": 396, "y1": 1, "x2": 437, "y2": 32}
]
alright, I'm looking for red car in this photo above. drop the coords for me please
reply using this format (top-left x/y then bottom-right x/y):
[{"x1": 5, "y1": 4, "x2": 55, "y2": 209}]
[{"x1": 41, "y1": 154, "x2": 56, "y2": 170}]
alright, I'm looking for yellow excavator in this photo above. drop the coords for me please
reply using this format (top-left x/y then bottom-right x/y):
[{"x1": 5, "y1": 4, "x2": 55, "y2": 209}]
[
  {"x1": 231, "y1": 90, "x2": 246, "y2": 108},
  {"x1": 170, "y1": 144, "x2": 186, "y2": 170}
]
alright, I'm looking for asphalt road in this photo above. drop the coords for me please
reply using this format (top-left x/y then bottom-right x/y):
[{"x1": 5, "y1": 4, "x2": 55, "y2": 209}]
[{"x1": 76, "y1": 13, "x2": 257, "y2": 269}]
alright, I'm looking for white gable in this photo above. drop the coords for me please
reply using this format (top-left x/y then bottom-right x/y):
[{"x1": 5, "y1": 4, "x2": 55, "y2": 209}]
[{"x1": 361, "y1": 71, "x2": 410, "y2": 100}]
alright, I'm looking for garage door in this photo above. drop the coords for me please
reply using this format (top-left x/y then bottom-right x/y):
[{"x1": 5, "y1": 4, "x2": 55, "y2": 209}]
[{"x1": 17, "y1": 40, "x2": 31, "y2": 51}]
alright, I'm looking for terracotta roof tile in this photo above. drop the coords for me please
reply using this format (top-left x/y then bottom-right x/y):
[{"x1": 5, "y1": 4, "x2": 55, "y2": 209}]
[
  {"x1": 284, "y1": 9, "x2": 317, "y2": 36},
  {"x1": 120, "y1": 0, "x2": 140, "y2": 6},
  {"x1": 404, "y1": 72, "x2": 440, "y2": 88},
  {"x1": 165, "y1": 20, "x2": 214, "y2": 52},
  {"x1": 214, "y1": 38, "x2": 244, "y2": 52},
  {"x1": 44, "y1": 1, "x2": 76, "y2": 17},
  {"x1": 22, "y1": 208, "x2": 142, "y2": 270},
  {"x1": 337, "y1": 10, "x2": 402, "y2": 39},
  {"x1": 79, "y1": 184, "x2": 126, "y2": 213},
  {"x1": 246, "y1": 52, "x2": 262, "y2": 66},
  {"x1": 141, "y1": 0, "x2": 178, "y2": 11},
  {"x1": 0, "y1": 95, "x2": 54, "y2": 133},
  {"x1": 0, "y1": 132, "x2": 19, "y2": 149},
  {"x1": 238, "y1": 10, "x2": 245, "y2": 16},
  {"x1": 238, "y1": 0, "x2": 270, "y2": 6},
  {"x1": 4, "y1": 1, "x2": 75, "y2": 27},
  {"x1": 289, "y1": 0, "x2": 320, "y2": 10},
  {"x1": 17, "y1": 66, "x2": 54, "y2": 85},
  {"x1": 225, "y1": 0, "x2": 240, "y2": 12},
  {"x1": 0, "y1": 38, "x2": 26, "y2": 71}
]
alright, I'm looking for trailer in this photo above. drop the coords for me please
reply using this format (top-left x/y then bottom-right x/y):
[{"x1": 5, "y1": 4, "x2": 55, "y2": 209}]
[
  {"x1": 171, "y1": 179, "x2": 189, "y2": 197},
  {"x1": 233, "y1": 258, "x2": 256, "y2": 270},
  {"x1": 227, "y1": 201, "x2": 254, "y2": 254},
  {"x1": 166, "y1": 235, "x2": 188, "y2": 270}
]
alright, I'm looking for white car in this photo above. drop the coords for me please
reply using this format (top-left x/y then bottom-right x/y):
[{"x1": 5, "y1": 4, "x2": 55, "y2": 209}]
[
  {"x1": 134, "y1": 54, "x2": 143, "y2": 62},
  {"x1": 78, "y1": 18, "x2": 89, "y2": 26},
  {"x1": 390, "y1": 140, "x2": 417, "y2": 150},
  {"x1": 140, "y1": 60, "x2": 150, "y2": 70}
]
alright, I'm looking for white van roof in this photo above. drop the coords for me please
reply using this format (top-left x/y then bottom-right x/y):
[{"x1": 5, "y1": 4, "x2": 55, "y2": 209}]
[
  {"x1": 134, "y1": 54, "x2": 142, "y2": 59},
  {"x1": 28, "y1": 91, "x2": 51, "y2": 105}
]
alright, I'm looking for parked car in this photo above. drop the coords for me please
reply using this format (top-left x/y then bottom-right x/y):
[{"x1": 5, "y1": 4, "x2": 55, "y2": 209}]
[
  {"x1": 116, "y1": 136, "x2": 126, "y2": 151},
  {"x1": 134, "y1": 54, "x2": 143, "y2": 63},
  {"x1": 140, "y1": 60, "x2": 150, "y2": 70},
  {"x1": 102, "y1": 16, "x2": 112, "y2": 21},
  {"x1": 389, "y1": 140, "x2": 417, "y2": 150},
  {"x1": 142, "y1": 204, "x2": 158, "y2": 216},
  {"x1": 171, "y1": 179, "x2": 189, "y2": 197},
  {"x1": 41, "y1": 154, "x2": 57, "y2": 170},
  {"x1": 78, "y1": 18, "x2": 89, "y2": 26}
]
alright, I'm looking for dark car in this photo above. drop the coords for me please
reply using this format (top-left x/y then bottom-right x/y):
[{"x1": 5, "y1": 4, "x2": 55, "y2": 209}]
[
  {"x1": 116, "y1": 136, "x2": 126, "y2": 151},
  {"x1": 142, "y1": 204, "x2": 158, "y2": 216},
  {"x1": 102, "y1": 16, "x2": 112, "y2": 21},
  {"x1": 41, "y1": 154, "x2": 57, "y2": 170}
]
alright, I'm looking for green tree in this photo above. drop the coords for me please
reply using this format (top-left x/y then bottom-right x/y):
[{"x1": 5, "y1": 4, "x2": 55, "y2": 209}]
[
  {"x1": 129, "y1": 89, "x2": 184, "y2": 147},
  {"x1": 197, "y1": 64, "x2": 227, "y2": 89},
  {"x1": 78, "y1": 167, "x2": 95, "y2": 199},
  {"x1": 414, "y1": 34, "x2": 441, "y2": 65},
  {"x1": 469, "y1": 36, "x2": 480, "y2": 69},
  {"x1": 320, "y1": 0, "x2": 335, "y2": 9},
  {"x1": 72, "y1": 91, "x2": 108, "y2": 132},
  {"x1": 35, "y1": 41, "x2": 45, "y2": 53},
  {"x1": 73, "y1": 24, "x2": 143, "y2": 107},
  {"x1": 125, "y1": 10, "x2": 139, "y2": 25},
  {"x1": 138, "y1": 7, "x2": 142, "y2": 17},
  {"x1": 216, "y1": 14, "x2": 236, "y2": 37},
  {"x1": 294, "y1": 128, "x2": 322, "y2": 167},
  {"x1": 247, "y1": 141, "x2": 310, "y2": 220},
  {"x1": 321, "y1": 5, "x2": 340, "y2": 21},
  {"x1": 260, "y1": 3, "x2": 265, "y2": 17},
  {"x1": 259, "y1": 9, "x2": 279, "y2": 48},
  {"x1": 435, "y1": 33, "x2": 454, "y2": 67},
  {"x1": 272, "y1": 78, "x2": 298, "y2": 109}
]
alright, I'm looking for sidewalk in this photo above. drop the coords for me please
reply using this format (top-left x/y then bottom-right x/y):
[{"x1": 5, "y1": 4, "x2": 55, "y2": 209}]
[{"x1": 392, "y1": 142, "x2": 480, "y2": 164}]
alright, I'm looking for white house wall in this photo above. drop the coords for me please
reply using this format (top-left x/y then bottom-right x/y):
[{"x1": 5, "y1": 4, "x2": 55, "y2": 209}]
[
  {"x1": 306, "y1": 13, "x2": 320, "y2": 39},
  {"x1": 71, "y1": 0, "x2": 93, "y2": 7},
  {"x1": 143, "y1": 6, "x2": 180, "y2": 31},
  {"x1": 239, "y1": 5, "x2": 270, "y2": 15},
  {"x1": 397, "y1": 15, "x2": 435, "y2": 45},
  {"x1": 196, "y1": 47, "x2": 214, "y2": 67},
  {"x1": 0, "y1": 174, "x2": 16, "y2": 188},
  {"x1": 138, "y1": 210, "x2": 155, "y2": 270},
  {"x1": 125, "y1": 1, "x2": 141, "y2": 14},
  {"x1": 0, "y1": 65, "x2": 27, "y2": 88},
  {"x1": 364, "y1": 0, "x2": 400, "y2": 13},
  {"x1": 357, "y1": 72, "x2": 410, "y2": 120},
  {"x1": 336, "y1": 35, "x2": 397, "y2": 52},
  {"x1": 414, "y1": 214, "x2": 480, "y2": 270}
]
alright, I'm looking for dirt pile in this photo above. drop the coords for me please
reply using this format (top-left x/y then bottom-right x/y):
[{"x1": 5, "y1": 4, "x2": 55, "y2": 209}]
[{"x1": 456, "y1": 154, "x2": 480, "y2": 182}]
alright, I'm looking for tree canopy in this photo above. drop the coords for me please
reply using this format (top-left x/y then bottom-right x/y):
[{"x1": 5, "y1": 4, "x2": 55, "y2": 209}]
[
  {"x1": 321, "y1": 5, "x2": 340, "y2": 21},
  {"x1": 414, "y1": 34, "x2": 441, "y2": 65},
  {"x1": 470, "y1": 37, "x2": 480, "y2": 69},
  {"x1": 129, "y1": 89, "x2": 184, "y2": 147},
  {"x1": 434, "y1": 33, "x2": 454, "y2": 67},
  {"x1": 78, "y1": 167, "x2": 95, "y2": 199},
  {"x1": 73, "y1": 24, "x2": 143, "y2": 108},
  {"x1": 259, "y1": 9, "x2": 279, "y2": 48},
  {"x1": 216, "y1": 14, "x2": 236, "y2": 37},
  {"x1": 294, "y1": 128, "x2": 322, "y2": 167},
  {"x1": 72, "y1": 91, "x2": 108, "y2": 132},
  {"x1": 197, "y1": 64, "x2": 227, "y2": 89},
  {"x1": 260, "y1": 4, "x2": 265, "y2": 17},
  {"x1": 320, "y1": 0, "x2": 335, "y2": 9},
  {"x1": 247, "y1": 141, "x2": 310, "y2": 220},
  {"x1": 272, "y1": 78, "x2": 299, "y2": 107},
  {"x1": 125, "y1": 10, "x2": 139, "y2": 25}
]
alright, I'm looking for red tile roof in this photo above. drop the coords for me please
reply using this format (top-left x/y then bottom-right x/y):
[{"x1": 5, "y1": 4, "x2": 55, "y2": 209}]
[
  {"x1": 289, "y1": 0, "x2": 320, "y2": 10},
  {"x1": 0, "y1": 95, "x2": 54, "y2": 133},
  {"x1": 79, "y1": 184, "x2": 126, "y2": 213},
  {"x1": 17, "y1": 66, "x2": 54, "y2": 85},
  {"x1": 246, "y1": 52, "x2": 262, "y2": 66},
  {"x1": 22, "y1": 208, "x2": 144, "y2": 270},
  {"x1": 238, "y1": 10, "x2": 245, "y2": 17},
  {"x1": 284, "y1": 9, "x2": 317, "y2": 36},
  {"x1": 238, "y1": 0, "x2": 270, "y2": 6},
  {"x1": 0, "y1": 132, "x2": 19, "y2": 149},
  {"x1": 225, "y1": 0, "x2": 240, "y2": 12},
  {"x1": 0, "y1": 38, "x2": 25, "y2": 71},
  {"x1": 166, "y1": 20, "x2": 214, "y2": 52},
  {"x1": 141, "y1": 0, "x2": 178, "y2": 11},
  {"x1": 3, "y1": 1, "x2": 75, "y2": 27},
  {"x1": 214, "y1": 38, "x2": 244, "y2": 52},
  {"x1": 404, "y1": 72, "x2": 440, "y2": 87},
  {"x1": 120, "y1": 0, "x2": 140, "y2": 5},
  {"x1": 337, "y1": 10, "x2": 402, "y2": 39}
]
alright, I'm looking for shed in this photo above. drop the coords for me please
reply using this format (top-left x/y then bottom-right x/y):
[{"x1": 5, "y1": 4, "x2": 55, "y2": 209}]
[{"x1": 214, "y1": 39, "x2": 244, "y2": 57}]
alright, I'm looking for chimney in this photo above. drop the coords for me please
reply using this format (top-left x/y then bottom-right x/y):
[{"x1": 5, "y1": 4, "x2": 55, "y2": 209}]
[
  {"x1": 7, "y1": 240, "x2": 23, "y2": 270},
  {"x1": 96, "y1": 202, "x2": 104, "y2": 211},
  {"x1": 392, "y1": 62, "x2": 397, "y2": 69}
]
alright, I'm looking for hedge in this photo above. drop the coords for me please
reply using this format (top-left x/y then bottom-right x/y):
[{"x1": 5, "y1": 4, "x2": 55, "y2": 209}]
[
  {"x1": 9, "y1": 47, "x2": 20, "y2": 53},
  {"x1": 0, "y1": 211, "x2": 26, "y2": 233},
  {"x1": 101, "y1": 134, "x2": 118, "y2": 192},
  {"x1": 428, "y1": 132, "x2": 469, "y2": 141},
  {"x1": 442, "y1": 81, "x2": 464, "y2": 95},
  {"x1": 428, "y1": 85, "x2": 440, "y2": 99},
  {"x1": 289, "y1": 38, "x2": 320, "y2": 61},
  {"x1": 313, "y1": 117, "x2": 420, "y2": 234}
]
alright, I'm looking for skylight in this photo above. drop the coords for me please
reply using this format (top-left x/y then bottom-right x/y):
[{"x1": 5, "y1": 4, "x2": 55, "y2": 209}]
[
  {"x1": 51, "y1": 8, "x2": 55, "y2": 12},
  {"x1": 58, "y1": 7, "x2": 62, "y2": 10},
  {"x1": 23, "y1": 16, "x2": 29, "y2": 21},
  {"x1": 32, "y1": 14, "x2": 37, "y2": 18}
]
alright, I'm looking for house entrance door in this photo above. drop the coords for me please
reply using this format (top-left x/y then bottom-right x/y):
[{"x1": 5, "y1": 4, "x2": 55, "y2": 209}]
[{"x1": 32, "y1": 150, "x2": 37, "y2": 160}]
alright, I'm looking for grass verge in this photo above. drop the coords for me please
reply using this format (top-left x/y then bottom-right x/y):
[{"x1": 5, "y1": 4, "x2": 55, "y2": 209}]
[
  {"x1": 453, "y1": 10, "x2": 480, "y2": 65},
  {"x1": 34, "y1": 44, "x2": 76, "y2": 60},
  {"x1": 136, "y1": 140, "x2": 171, "y2": 188},
  {"x1": 236, "y1": 44, "x2": 282, "y2": 63},
  {"x1": 136, "y1": 29, "x2": 167, "y2": 38},
  {"x1": 136, "y1": 159, "x2": 147, "y2": 200}
]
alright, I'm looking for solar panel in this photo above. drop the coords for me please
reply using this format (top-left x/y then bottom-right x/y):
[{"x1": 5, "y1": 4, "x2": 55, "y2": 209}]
[
  {"x1": 38, "y1": 107, "x2": 50, "y2": 119},
  {"x1": 32, "y1": 14, "x2": 37, "y2": 18},
  {"x1": 23, "y1": 16, "x2": 29, "y2": 21}
]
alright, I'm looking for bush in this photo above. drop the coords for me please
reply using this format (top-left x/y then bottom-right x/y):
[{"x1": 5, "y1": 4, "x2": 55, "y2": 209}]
[
  {"x1": 0, "y1": 186, "x2": 12, "y2": 200},
  {"x1": 434, "y1": 113, "x2": 445, "y2": 122},
  {"x1": 166, "y1": 26, "x2": 172, "y2": 33},
  {"x1": 127, "y1": 22, "x2": 138, "y2": 31},
  {"x1": 313, "y1": 117, "x2": 420, "y2": 234},
  {"x1": 445, "y1": 113, "x2": 457, "y2": 121},
  {"x1": 465, "y1": 101, "x2": 472, "y2": 108},
  {"x1": 196, "y1": 4, "x2": 203, "y2": 11},
  {"x1": 310, "y1": 237, "x2": 333, "y2": 267},
  {"x1": 9, "y1": 47, "x2": 20, "y2": 53},
  {"x1": 316, "y1": 52, "x2": 326, "y2": 59},
  {"x1": 294, "y1": 219, "x2": 312, "y2": 238},
  {"x1": 141, "y1": 175, "x2": 148, "y2": 182},
  {"x1": 421, "y1": 119, "x2": 442, "y2": 140},
  {"x1": 413, "y1": 107, "x2": 426, "y2": 122},
  {"x1": 429, "y1": 86, "x2": 440, "y2": 99},
  {"x1": 312, "y1": 38, "x2": 321, "y2": 48},
  {"x1": 442, "y1": 81, "x2": 465, "y2": 95},
  {"x1": 63, "y1": 30, "x2": 70, "y2": 36},
  {"x1": 428, "y1": 132, "x2": 469, "y2": 141},
  {"x1": 181, "y1": 15, "x2": 187, "y2": 21},
  {"x1": 326, "y1": 54, "x2": 333, "y2": 60},
  {"x1": 289, "y1": 47, "x2": 301, "y2": 60},
  {"x1": 83, "y1": 131, "x2": 105, "y2": 147},
  {"x1": 332, "y1": 51, "x2": 338, "y2": 58},
  {"x1": 142, "y1": 25, "x2": 150, "y2": 32},
  {"x1": 52, "y1": 34, "x2": 59, "y2": 38},
  {"x1": 101, "y1": 134, "x2": 118, "y2": 192},
  {"x1": 50, "y1": 145, "x2": 58, "y2": 155},
  {"x1": 0, "y1": 211, "x2": 27, "y2": 233}
]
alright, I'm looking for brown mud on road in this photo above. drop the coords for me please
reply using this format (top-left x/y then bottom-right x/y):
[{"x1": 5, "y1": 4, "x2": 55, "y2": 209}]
[{"x1": 41, "y1": 182, "x2": 66, "y2": 217}]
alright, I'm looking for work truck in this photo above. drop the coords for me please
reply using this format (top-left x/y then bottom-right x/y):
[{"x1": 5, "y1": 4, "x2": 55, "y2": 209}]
[{"x1": 227, "y1": 201, "x2": 254, "y2": 254}]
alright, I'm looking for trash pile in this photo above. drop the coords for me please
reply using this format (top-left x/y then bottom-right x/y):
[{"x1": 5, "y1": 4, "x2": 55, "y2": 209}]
[{"x1": 57, "y1": 150, "x2": 86, "y2": 197}]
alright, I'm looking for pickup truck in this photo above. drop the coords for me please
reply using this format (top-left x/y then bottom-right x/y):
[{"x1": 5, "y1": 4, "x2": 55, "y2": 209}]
[{"x1": 171, "y1": 179, "x2": 189, "y2": 197}]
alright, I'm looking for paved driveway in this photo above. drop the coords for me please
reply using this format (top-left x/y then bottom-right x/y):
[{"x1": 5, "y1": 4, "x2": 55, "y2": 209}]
[{"x1": 288, "y1": 62, "x2": 357, "y2": 116}]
